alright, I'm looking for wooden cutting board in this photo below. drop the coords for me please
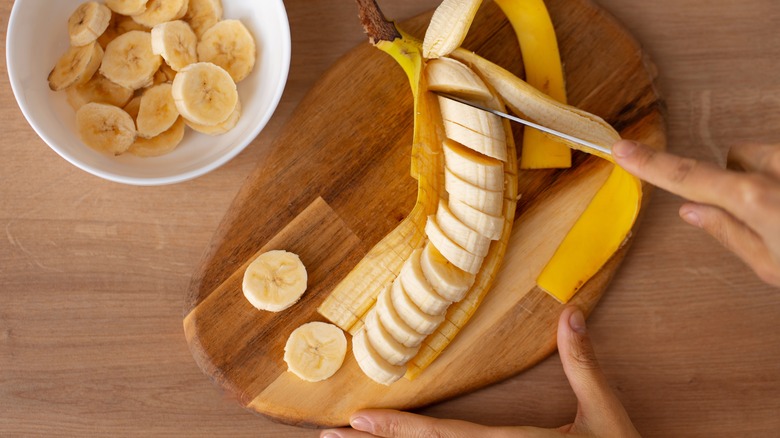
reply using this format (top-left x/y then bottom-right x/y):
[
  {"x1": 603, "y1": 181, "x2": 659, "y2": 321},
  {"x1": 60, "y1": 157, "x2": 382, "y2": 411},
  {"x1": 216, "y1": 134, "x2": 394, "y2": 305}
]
[{"x1": 183, "y1": 0, "x2": 666, "y2": 428}]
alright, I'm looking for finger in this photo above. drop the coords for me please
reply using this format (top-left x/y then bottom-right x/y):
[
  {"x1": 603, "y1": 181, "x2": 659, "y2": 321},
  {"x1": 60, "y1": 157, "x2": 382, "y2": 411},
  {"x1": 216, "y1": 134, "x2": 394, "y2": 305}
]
[
  {"x1": 612, "y1": 140, "x2": 770, "y2": 229},
  {"x1": 321, "y1": 428, "x2": 375, "y2": 438},
  {"x1": 557, "y1": 307, "x2": 639, "y2": 436},
  {"x1": 727, "y1": 143, "x2": 780, "y2": 178},
  {"x1": 349, "y1": 409, "x2": 516, "y2": 438},
  {"x1": 680, "y1": 202, "x2": 780, "y2": 286}
]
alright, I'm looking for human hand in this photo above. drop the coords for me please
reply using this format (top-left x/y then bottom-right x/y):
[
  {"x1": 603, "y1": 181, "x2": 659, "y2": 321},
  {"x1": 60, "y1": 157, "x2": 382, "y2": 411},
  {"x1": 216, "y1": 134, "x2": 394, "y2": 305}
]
[
  {"x1": 613, "y1": 140, "x2": 780, "y2": 287},
  {"x1": 320, "y1": 306, "x2": 640, "y2": 438}
]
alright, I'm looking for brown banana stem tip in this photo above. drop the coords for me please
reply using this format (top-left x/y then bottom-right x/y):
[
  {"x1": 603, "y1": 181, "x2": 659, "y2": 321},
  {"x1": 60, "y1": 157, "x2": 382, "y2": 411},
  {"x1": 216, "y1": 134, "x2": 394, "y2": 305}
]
[{"x1": 355, "y1": 0, "x2": 401, "y2": 43}]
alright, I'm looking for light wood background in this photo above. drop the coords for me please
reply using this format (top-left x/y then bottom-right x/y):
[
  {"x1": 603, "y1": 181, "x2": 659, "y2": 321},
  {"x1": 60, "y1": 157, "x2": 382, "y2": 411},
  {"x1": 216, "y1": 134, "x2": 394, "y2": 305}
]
[{"x1": 1, "y1": 0, "x2": 778, "y2": 436}]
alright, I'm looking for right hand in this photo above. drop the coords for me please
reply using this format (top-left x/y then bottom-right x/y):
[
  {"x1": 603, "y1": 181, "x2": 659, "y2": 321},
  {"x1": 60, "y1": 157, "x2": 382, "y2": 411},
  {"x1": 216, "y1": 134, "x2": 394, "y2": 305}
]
[{"x1": 612, "y1": 140, "x2": 780, "y2": 287}]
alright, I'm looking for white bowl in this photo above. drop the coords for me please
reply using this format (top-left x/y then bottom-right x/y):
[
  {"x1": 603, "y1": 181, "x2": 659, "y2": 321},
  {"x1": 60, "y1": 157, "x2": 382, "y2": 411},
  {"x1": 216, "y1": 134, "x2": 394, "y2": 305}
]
[{"x1": 7, "y1": 0, "x2": 291, "y2": 186}]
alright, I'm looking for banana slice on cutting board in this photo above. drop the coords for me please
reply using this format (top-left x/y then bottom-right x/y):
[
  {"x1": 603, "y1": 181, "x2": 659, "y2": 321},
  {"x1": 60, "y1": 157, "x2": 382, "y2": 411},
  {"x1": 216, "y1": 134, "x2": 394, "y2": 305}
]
[
  {"x1": 136, "y1": 83, "x2": 179, "y2": 138},
  {"x1": 105, "y1": 0, "x2": 147, "y2": 16},
  {"x1": 184, "y1": 0, "x2": 223, "y2": 39},
  {"x1": 127, "y1": 117, "x2": 186, "y2": 157},
  {"x1": 131, "y1": 0, "x2": 188, "y2": 28},
  {"x1": 448, "y1": 198, "x2": 504, "y2": 241},
  {"x1": 399, "y1": 248, "x2": 451, "y2": 315},
  {"x1": 66, "y1": 73, "x2": 134, "y2": 111},
  {"x1": 172, "y1": 62, "x2": 238, "y2": 126},
  {"x1": 197, "y1": 19, "x2": 256, "y2": 83},
  {"x1": 242, "y1": 250, "x2": 308, "y2": 312},
  {"x1": 68, "y1": 2, "x2": 112, "y2": 47},
  {"x1": 374, "y1": 285, "x2": 427, "y2": 348},
  {"x1": 76, "y1": 102, "x2": 136, "y2": 155},
  {"x1": 444, "y1": 167, "x2": 504, "y2": 217},
  {"x1": 352, "y1": 328, "x2": 406, "y2": 386},
  {"x1": 422, "y1": 0, "x2": 482, "y2": 59},
  {"x1": 48, "y1": 41, "x2": 103, "y2": 91},
  {"x1": 389, "y1": 277, "x2": 444, "y2": 335},
  {"x1": 284, "y1": 321, "x2": 347, "y2": 383},
  {"x1": 151, "y1": 20, "x2": 197, "y2": 71},
  {"x1": 364, "y1": 310, "x2": 420, "y2": 366},
  {"x1": 424, "y1": 217, "x2": 483, "y2": 275},
  {"x1": 100, "y1": 30, "x2": 162, "y2": 90},
  {"x1": 419, "y1": 242, "x2": 475, "y2": 302},
  {"x1": 435, "y1": 200, "x2": 491, "y2": 257}
]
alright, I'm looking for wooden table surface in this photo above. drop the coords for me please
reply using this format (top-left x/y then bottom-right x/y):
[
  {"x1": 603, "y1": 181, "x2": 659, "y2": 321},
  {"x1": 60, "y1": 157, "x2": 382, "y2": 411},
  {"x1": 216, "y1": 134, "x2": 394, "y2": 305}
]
[{"x1": 1, "y1": 0, "x2": 778, "y2": 436}]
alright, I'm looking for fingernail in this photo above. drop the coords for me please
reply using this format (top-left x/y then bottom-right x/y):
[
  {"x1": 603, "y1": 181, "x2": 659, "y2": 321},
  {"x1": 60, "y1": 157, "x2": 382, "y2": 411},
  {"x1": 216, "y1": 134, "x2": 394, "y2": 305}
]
[
  {"x1": 569, "y1": 308, "x2": 587, "y2": 334},
  {"x1": 612, "y1": 140, "x2": 640, "y2": 159},
  {"x1": 321, "y1": 433, "x2": 341, "y2": 438},
  {"x1": 350, "y1": 416, "x2": 373, "y2": 432},
  {"x1": 680, "y1": 210, "x2": 702, "y2": 228}
]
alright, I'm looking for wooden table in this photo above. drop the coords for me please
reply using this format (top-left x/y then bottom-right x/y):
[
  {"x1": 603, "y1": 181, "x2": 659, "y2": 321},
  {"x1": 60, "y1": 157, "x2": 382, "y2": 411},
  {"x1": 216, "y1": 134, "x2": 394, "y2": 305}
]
[{"x1": 1, "y1": 0, "x2": 778, "y2": 436}]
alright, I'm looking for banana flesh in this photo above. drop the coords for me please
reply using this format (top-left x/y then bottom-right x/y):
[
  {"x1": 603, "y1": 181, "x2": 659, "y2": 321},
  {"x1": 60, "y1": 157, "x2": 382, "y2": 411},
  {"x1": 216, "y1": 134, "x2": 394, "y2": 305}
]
[
  {"x1": 127, "y1": 117, "x2": 186, "y2": 157},
  {"x1": 242, "y1": 250, "x2": 308, "y2": 312},
  {"x1": 171, "y1": 62, "x2": 238, "y2": 126},
  {"x1": 136, "y1": 83, "x2": 180, "y2": 138},
  {"x1": 364, "y1": 310, "x2": 420, "y2": 366},
  {"x1": 66, "y1": 73, "x2": 133, "y2": 111},
  {"x1": 435, "y1": 200, "x2": 491, "y2": 257},
  {"x1": 68, "y1": 2, "x2": 112, "y2": 47},
  {"x1": 76, "y1": 102, "x2": 136, "y2": 155},
  {"x1": 185, "y1": 98, "x2": 242, "y2": 136},
  {"x1": 399, "y1": 248, "x2": 451, "y2": 315},
  {"x1": 284, "y1": 321, "x2": 347, "y2": 383},
  {"x1": 100, "y1": 30, "x2": 162, "y2": 90},
  {"x1": 151, "y1": 20, "x2": 198, "y2": 71},
  {"x1": 131, "y1": 0, "x2": 188, "y2": 28},
  {"x1": 426, "y1": 57, "x2": 491, "y2": 101},
  {"x1": 419, "y1": 242, "x2": 474, "y2": 302},
  {"x1": 105, "y1": 0, "x2": 147, "y2": 16},
  {"x1": 184, "y1": 0, "x2": 223, "y2": 39},
  {"x1": 375, "y1": 285, "x2": 427, "y2": 348},
  {"x1": 352, "y1": 328, "x2": 406, "y2": 386},
  {"x1": 443, "y1": 139, "x2": 504, "y2": 191},
  {"x1": 197, "y1": 19, "x2": 257, "y2": 83},
  {"x1": 422, "y1": 0, "x2": 483, "y2": 59},
  {"x1": 48, "y1": 41, "x2": 104, "y2": 91}
]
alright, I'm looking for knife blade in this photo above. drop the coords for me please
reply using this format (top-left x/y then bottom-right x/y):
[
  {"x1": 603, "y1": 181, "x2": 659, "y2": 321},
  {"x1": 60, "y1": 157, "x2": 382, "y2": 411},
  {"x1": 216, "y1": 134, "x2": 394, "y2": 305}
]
[{"x1": 433, "y1": 92, "x2": 611, "y2": 156}]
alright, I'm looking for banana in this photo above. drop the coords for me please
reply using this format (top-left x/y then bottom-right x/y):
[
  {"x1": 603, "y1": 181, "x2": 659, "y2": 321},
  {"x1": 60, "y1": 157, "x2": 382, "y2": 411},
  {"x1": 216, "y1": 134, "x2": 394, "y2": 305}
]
[
  {"x1": 435, "y1": 200, "x2": 491, "y2": 257},
  {"x1": 48, "y1": 41, "x2": 103, "y2": 91},
  {"x1": 75, "y1": 102, "x2": 136, "y2": 155},
  {"x1": 105, "y1": 0, "x2": 147, "y2": 16},
  {"x1": 389, "y1": 277, "x2": 444, "y2": 336},
  {"x1": 184, "y1": 0, "x2": 222, "y2": 39},
  {"x1": 352, "y1": 328, "x2": 406, "y2": 386},
  {"x1": 66, "y1": 73, "x2": 134, "y2": 111},
  {"x1": 123, "y1": 95, "x2": 142, "y2": 119},
  {"x1": 197, "y1": 19, "x2": 256, "y2": 83},
  {"x1": 443, "y1": 139, "x2": 504, "y2": 191},
  {"x1": 100, "y1": 30, "x2": 162, "y2": 90},
  {"x1": 241, "y1": 250, "x2": 308, "y2": 312},
  {"x1": 151, "y1": 20, "x2": 197, "y2": 71},
  {"x1": 185, "y1": 97, "x2": 241, "y2": 135},
  {"x1": 68, "y1": 2, "x2": 112, "y2": 47},
  {"x1": 283, "y1": 321, "x2": 347, "y2": 383},
  {"x1": 374, "y1": 285, "x2": 426, "y2": 348},
  {"x1": 171, "y1": 62, "x2": 237, "y2": 126},
  {"x1": 424, "y1": 217, "x2": 483, "y2": 275},
  {"x1": 364, "y1": 310, "x2": 420, "y2": 366},
  {"x1": 444, "y1": 167, "x2": 504, "y2": 216},
  {"x1": 399, "y1": 248, "x2": 451, "y2": 315},
  {"x1": 127, "y1": 117, "x2": 185, "y2": 157},
  {"x1": 98, "y1": 12, "x2": 150, "y2": 49},
  {"x1": 131, "y1": 0, "x2": 189, "y2": 28},
  {"x1": 136, "y1": 83, "x2": 179, "y2": 138},
  {"x1": 422, "y1": 0, "x2": 482, "y2": 59},
  {"x1": 419, "y1": 242, "x2": 474, "y2": 302},
  {"x1": 439, "y1": 96, "x2": 507, "y2": 161},
  {"x1": 448, "y1": 198, "x2": 504, "y2": 241},
  {"x1": 425, "y1": 56, "x2": 491, "y2": 101}
]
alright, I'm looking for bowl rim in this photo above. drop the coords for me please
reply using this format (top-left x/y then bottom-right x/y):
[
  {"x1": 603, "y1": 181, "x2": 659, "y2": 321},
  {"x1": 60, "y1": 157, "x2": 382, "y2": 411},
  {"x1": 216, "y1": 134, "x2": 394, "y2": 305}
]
[{"x1": 6, "y1": 0, "x2": 292, "y2": 186}]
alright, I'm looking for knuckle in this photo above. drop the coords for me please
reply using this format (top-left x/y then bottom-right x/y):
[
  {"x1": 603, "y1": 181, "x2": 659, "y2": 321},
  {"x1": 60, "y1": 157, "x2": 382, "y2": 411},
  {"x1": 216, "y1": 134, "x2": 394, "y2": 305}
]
[
  {"x1": 733, "y1": 176, "x2": 771, "y2": 208},
  {"x1": 668, "y1": 157, "x2": 698, "y2": 185}
]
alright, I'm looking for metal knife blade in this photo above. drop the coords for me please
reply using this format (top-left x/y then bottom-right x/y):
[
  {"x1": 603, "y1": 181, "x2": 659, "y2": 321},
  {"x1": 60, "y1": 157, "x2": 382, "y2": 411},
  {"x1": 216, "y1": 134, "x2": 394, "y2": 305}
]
[{"x1": 434, "y1": 92, "x2": 611, "y2": 156}]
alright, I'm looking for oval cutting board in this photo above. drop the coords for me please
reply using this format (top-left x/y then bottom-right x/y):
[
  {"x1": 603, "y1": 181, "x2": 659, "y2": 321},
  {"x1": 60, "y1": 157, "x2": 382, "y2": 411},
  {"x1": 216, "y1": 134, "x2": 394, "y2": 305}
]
[{"x1": 183, "y1": 0, "x2": 666, "y2": 427}]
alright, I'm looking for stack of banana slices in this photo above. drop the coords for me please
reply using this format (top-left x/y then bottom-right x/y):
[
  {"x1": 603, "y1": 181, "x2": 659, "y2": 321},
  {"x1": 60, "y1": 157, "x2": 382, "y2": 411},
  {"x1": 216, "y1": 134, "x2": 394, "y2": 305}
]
[{"x1": 48, "y1": 0, "x2": 256, "y2": 157}]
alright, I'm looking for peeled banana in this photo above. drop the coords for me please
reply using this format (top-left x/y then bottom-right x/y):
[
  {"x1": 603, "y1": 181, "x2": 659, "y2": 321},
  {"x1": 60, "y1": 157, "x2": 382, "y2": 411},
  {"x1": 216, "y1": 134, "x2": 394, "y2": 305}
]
[{"x1": 422, "y1": 0, "x2": 483, "y2": 59}]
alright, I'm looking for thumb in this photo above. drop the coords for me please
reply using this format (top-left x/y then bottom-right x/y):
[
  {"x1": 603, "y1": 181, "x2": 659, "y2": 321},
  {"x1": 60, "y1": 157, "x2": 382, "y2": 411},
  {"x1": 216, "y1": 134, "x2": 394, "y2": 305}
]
[{"x1": 557, "y1": 306, "x2": 637, "y2": 434}]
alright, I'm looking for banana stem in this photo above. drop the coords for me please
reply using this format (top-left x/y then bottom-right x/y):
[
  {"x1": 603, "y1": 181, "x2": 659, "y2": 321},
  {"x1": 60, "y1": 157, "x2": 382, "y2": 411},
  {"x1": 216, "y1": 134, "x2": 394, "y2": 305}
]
[{"x1": 355, "y1": 0, "x2": 401, "y2": 43}]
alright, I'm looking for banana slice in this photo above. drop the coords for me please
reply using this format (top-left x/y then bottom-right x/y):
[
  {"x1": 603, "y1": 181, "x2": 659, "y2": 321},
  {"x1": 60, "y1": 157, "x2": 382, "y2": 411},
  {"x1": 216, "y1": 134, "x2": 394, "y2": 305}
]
[
  {"x1": 105, "y1": 0, "x2": 147, "y2": 16},
  {"x1": 186, "y1": 97, "x2": 241, "y2": 135},
  {"x1": 424, "y1": 216, "x2": 483, "y2": 275},
  {"x1": 136, "y1": 83, "x2": 179, "y2": 138},
  {"x1": 172, "y1": 62, "x2": 238, "y2": 126},
  {"x1": 123, "y1": 95, "x2": 142, "y2": 119},
  {"x1": 68, "y1": 2, "x2": 112, "y2": 47},
  {"x1": 374, "y1": 285, "x2": 426, "y2": 348},
  {"x1": 425, "y1": 57, "x2": 491, "y2": 101},
  {"x1": 131, "y1": 0, "x2": 189, "y2": 28},
  {"x1": 98, "y1": 13, "x2": 148, "y2": 49},
  {"x1": 389, "y1": 277, "x2": 444, "y2": 335},
  {"x1": 184, "y1": 0, "x2": 223, "y2": 39},
  {"x1": 76, "y1": 102, "x2": 136, "y2": 155},
  {"x1": 352, "y1": 328, "x2": 406, "y2": 386},
  {"x1": 100, "y1": 30, "x2": 162, "y2": 90},
  {"x1": 197, "y1": 19, "x2": 256, "y2": 83},
  {"x1": 364, "y1": 310, "x2": 419, "y2": 366},
  {"x1": 127, "y1": 117, "x2": 185, "y2": 157},
  {"x1": 443, "y1": 139, "x2": 504, "y2": 191},
  {"x1": 435, "y1": 200, "x2": 491, "y2": 257},
  {"x1": 448, "y1": 199, "x2": 504, "y2": 241},
  {"x1": 399, "y1": 248, "x2": 451, "y2": 315},
  {"x1": 445, "y1": 167, "x2": 504, "y2": 216},
  {"x1": 419, "y1": 242, "x2": 474, "y2": 302},
  {"x1": 66, "y1": 73, "x2": 134, "y2": 111},
  {"x1": 422, "y1": 0, "x2": 482, "y2": 59},
  {"x1": 242, "y1": 250, "x2": 308, "y2": 312},
  {"x1": 439, "y1": 96, "x2": 507, "y2": 161},
  {"x1": 151, "y1": 20, "x2": 197, "y2": 71},
  {"x1": 48, "y1": 41, "x2": 103, "y2": 91},
  {"x1": 284, "y1": 321, "x2": 347, "y2": 383}
]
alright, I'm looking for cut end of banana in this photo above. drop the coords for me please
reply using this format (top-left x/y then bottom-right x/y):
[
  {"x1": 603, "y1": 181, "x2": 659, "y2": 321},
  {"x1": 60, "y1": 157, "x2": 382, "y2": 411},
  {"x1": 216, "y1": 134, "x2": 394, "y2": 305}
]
[
  {"x1": 127, "y1": 116, "x2": 186, "y2": 157},
  {"x1": 151, "y1": 20, "x2": 198, "y2": 71},
  {"x1": 284, "y1": 322, "x2": 347, "y2": 383},
  {"x1": 399, "y1": 248, "x2": 452, "y2": 316},
  {"x1": 352, "y1": 328, "x2": 406, "y2": 386},
  {"x1": 443, "y1": 139, "x2": 504, "y2": 191},
  {"x1": 131, "y1": 0, "x2": 189, "y2": 28},
  {"x1": 68, "y1": 2, "x2": 112, "y2": 47},
  {"x1": 419, "y1": 242, "x2": 475, "y2": 302},
  {"x1": 422, "y1": 0, "x2": 482, "y2": 59},
  {"x1": 242, "y1": 250, "x2": 308, "y2": 312},
  {"x1": 435, "y1": 200, "x2": 491, "y2": 257},
  {"x1": 424, "y1": 217, "x2": 483, "y2": 275},
  {"x1": 172, "y1": 62, "x2": 238, "y2": 126},
  {"x1": 100, "y1": 30, "x2": 162, "y2": 90},
  {"x1": 66, "y1": 73, "x2": 134, "y2": 111},
  {"x1": 185, "y1": 97, "x2": 241, "y2": 136},
  {"x1": 49, "y1": 42, "x2": 104, "y2": 91},
  {"x1": 184, "y1": 0, "x2": 223, "y2": 39},
  {"x1": 375, "y1": 285, "x2": 427, "y2": 348},
  {"x1": 426, "y1": 57, "x2": 492, "y2": 101},
  {"x1": 105, "y1": 0, "x2": 147, "y2": 16},
  {"x1": 444, "y1": 167, "x2": 504, "y2": 217},
  {"x1": 389, "y1": 276, "x2": 444, "y2": 335},
  {"x1": 137, "y1": 83, "x2": 179, "y2": 138},
  {"x1": 364, "y1": 310, "x2": 420, "y2": 366},
  {"x1": 197, "y1": 19, "x2": 257, "y2": 83},
  {"x1": 76, "y1": 102, "x2": 136, "y2": 155}
]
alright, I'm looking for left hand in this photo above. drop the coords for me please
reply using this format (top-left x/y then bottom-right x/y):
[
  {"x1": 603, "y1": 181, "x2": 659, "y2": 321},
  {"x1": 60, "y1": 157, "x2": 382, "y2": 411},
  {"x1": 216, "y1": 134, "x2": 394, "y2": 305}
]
[{"x1": 320, "y1": 306, "x2": 640, "y2": 438}]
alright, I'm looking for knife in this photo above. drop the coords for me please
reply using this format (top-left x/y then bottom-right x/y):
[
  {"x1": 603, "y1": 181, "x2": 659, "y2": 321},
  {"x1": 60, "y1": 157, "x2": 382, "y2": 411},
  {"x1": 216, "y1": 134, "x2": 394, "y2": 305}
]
[{"x1": 433, "y1": 92, "x2": 611, "y2": 157}]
